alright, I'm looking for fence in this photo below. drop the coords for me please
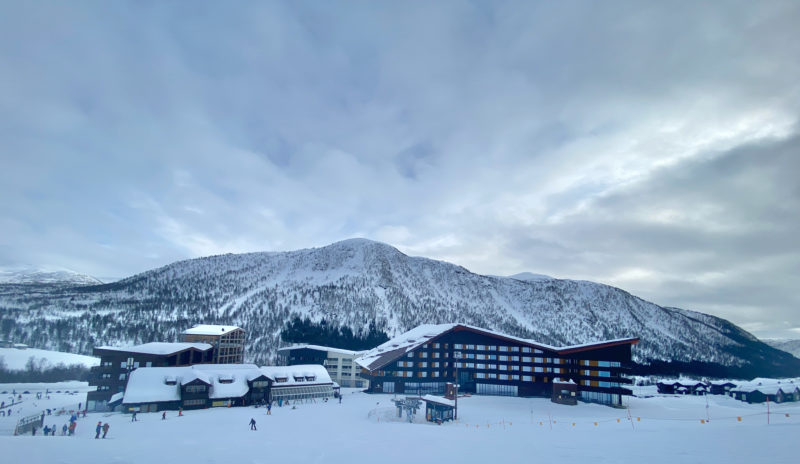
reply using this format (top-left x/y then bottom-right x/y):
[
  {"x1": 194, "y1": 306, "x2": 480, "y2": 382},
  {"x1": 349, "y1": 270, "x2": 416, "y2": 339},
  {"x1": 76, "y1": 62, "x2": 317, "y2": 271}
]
[{"x1": 13, "y1": 413, "x2": 42, "y2": 436}]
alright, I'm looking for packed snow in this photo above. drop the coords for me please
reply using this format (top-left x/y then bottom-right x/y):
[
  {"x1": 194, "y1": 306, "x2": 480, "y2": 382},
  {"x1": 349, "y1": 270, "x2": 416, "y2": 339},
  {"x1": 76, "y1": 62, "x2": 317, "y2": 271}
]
[
  {"x1": 0, "y1": 383, "x2": 798, "y2": 463},
  {"x1": 0, "y1": 348, "x2": 99, "y2": 370}
]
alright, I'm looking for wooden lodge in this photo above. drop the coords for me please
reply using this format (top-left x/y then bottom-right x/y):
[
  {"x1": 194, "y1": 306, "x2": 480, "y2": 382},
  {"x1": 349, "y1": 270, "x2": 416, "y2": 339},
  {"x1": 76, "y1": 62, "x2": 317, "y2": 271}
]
[{"x1": 121, "y1": 364, "x2": 334, "y2": 412}]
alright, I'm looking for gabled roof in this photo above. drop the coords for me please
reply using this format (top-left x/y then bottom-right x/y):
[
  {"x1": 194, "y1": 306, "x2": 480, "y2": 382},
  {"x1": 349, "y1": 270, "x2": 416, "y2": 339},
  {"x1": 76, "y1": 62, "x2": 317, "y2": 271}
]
[
  {"x1": 276, "y1": 344, "x2": 364, "y2": 356},
  {"x1": 355, "y1": 323, "x2": 639, "y2": 371},
  {"x1": 95, "y1": 342, "x2": 212, "y2": 356},
  {"x1": 183, "y1": 324, "x2": 243, "y2": 336}
]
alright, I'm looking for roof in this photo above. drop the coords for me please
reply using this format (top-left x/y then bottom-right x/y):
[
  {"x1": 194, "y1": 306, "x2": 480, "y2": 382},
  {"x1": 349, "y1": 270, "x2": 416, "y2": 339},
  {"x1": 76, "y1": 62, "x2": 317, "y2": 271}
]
[
  {"x1": 276, "y1": 344, "x2": 364, "y2": 356},
  {"x1": 731, "y1": 378, "x2": 799, "y2": 395},
  {"x1": 421, "y1": 394, "x2": 455, "y2": 407},
  {"x1": 123, "y1": 364, "x2": 333, "y2": 404},
  {"x1": 182, "y1": 324, "x2": 243, "y2": 336},
  {"x1": 260, "y1": 364, "x2": 333, "y2": 387},
  {"x1": 96, "y1": 342, "x2": 212, "y2": 356},
  {"x1": 355, "y1": 323, "x2": 639, "y2": 371},
  {"x1": 109, "y1": 392, "x2": 124, "y2": 404}
]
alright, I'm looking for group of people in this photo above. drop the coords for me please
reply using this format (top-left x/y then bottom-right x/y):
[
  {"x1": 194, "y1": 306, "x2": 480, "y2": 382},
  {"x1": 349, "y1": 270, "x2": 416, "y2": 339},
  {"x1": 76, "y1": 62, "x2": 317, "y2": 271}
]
[{"x1": 94, "y1": 421, "x2": 110, "y2": 439}]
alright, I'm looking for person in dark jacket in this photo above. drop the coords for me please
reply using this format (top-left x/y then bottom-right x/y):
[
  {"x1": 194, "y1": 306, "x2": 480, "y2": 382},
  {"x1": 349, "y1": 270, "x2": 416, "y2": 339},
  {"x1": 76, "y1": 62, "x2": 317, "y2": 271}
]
[
  {"x1": 249, "y1": 418, "x2": 257, "y2": 430},
  {"x1": 102, "y1": 423, "x2": 110, "y2": 438},
  {"x1": 162, "y1": 411, "x2": 166, "y2": 420},
  {"x1": 95, "y1": 421, "x2": 102, "y2": 439}
]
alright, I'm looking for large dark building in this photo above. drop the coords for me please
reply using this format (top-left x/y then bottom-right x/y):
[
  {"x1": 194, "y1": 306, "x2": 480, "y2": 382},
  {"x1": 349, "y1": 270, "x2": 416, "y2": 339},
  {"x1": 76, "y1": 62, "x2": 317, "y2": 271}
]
[
  {"x1": 86, "y1": 342, "x2": 214, "y2": 411},
  {"x1": 356, "y1": 324, "x2": 639, "y2": 406}
]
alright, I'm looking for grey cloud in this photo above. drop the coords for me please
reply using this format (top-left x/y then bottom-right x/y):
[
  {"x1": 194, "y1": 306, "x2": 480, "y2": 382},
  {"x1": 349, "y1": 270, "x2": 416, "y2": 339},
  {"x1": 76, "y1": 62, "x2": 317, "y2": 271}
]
[{"x1": 1, "y1": 1, "x2": 799, "y2": 337}]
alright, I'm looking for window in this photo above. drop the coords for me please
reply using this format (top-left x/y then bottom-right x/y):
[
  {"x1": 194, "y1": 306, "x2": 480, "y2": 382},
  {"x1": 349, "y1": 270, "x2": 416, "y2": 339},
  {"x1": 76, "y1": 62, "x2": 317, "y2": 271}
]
[
  {"x1": 433, "y1": 343, "x2": 440, "y2": 349},
  {"x1": 119, "y1": 373, "x2": 126, "y2": 380},
  {"x1": 418, "y1": 362, "x2": 427, "y2": 368},
  {"x1": 498, "y1": 364, "x2": 508, "y2": 371},
  {"x1": 476, "y1": 354, "x2": 486, "y2": 360},
  {"x1": 499, "y1": 355, "x2": 508, "y2": 361},
  {"x1": 488, "y1": 346, "x2": 496, "y2": 351},
  {"x1": 102, "y1": 373, "x2": 111, "y2": 379},
  {"x1": 419, "y1": 352, "x2": 428, "y2": 358},
  {"x1": 534, "y1": 357, "x2": 543, "y2": 363},
  {"x1": 185, "y1": 385, "x2": 207, "y2": 393},
  {"x1": 523, "y1": 366, "x2": 532, "y2": 372},
  {"x1": 499, "y1": 346, "x2": 509, "y2": 352},
  {"x1": 432, "y1": 362, "x2": 440, "y2": 368},
  {"x1": 433, "y1": 352, "x2": 440, "y2": 358},
  {"x1": 477, "y1": 363, "x2": 486, "y2": 370},
  {"x1": 488, "y1": 364, "x2": 497, "y2": 370},
  {"x1": 465, "y1": 344, "x2": 475, "y2": 350},
  {"x1": 477, "y1": 345, "x2": 486, "y2": 351},
  {"x1": 522, "y1": 376, "x2": 532, "y2": 382},
  {"x1": 522, "y1": 347, "x2": 532, "y2": 353},
  {"x1": 535, "y1": 366, "x2": 544, "y2": 373},
  {"x1": 522, "y1": 357, "x2": 532, "y2": 363},
  {"x1": 511, "y1": 347, "x2": 519, "y2": 352},
  {"x1": 476, "y1": 383, "x2": 517, "y2": 396},
  {"x1": 476, "y1": 373, "x2": 487, "y2": 379},
  {"x1": 499, "y1": 374, "x2": 509, "y2": 380},
  {"x1": 454, "y1": 344, "x2": 463, "y2": 349},
  {"x1": 184, "y1": 399, "x2": 206, "y2": 406},
  {"x1": 146, "y1": 362, "x2": 152, "y2": 367},
  {"x1": 120, "y1": 362, "x2": 126, "y2": 368}
]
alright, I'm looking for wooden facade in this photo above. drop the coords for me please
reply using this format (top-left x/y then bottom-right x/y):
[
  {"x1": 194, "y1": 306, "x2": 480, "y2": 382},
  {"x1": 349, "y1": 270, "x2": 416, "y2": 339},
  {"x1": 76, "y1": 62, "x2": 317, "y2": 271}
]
[{"x1": 358, "y1": 324, "x2": 638, "y2": 407}]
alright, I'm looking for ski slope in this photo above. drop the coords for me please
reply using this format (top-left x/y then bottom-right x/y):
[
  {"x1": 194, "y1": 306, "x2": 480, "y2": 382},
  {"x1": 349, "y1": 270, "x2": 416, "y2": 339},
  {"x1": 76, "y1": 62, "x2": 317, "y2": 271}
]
[{"x1": 0, "y1": 385, "x2": 797, "y2": 463}]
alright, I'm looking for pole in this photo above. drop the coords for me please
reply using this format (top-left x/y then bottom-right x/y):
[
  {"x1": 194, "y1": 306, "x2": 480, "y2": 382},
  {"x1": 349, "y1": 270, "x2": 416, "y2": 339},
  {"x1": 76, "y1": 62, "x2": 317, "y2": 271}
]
[{"x1": 454, "y1": 351, "x2": 462, "y2": 421}]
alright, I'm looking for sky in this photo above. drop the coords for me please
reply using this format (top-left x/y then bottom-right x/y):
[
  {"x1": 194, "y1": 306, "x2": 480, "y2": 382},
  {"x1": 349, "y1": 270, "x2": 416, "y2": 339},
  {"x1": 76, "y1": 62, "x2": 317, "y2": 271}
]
[{"x1": 1, "y1": 1, "x2": 798, "y2": 339}]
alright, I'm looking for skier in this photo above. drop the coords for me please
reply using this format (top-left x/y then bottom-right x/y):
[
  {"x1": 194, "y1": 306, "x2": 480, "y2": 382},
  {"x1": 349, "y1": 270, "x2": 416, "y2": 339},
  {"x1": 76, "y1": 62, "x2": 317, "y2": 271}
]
[
  {"x1": 102, "y1": 423, "x2": 110, "y2": 438},
  {"x1": 339, "y1": 395, "x2": 342, "y2": 404},
  {"x1": 162, "y1": 411, "x2": 166, "y2": 420},
  {"x1": 43, "y1": 425, "x2": 50, "y2": 436},
  {"x1": 95, "y1": 421, "x2": 102, "y2": 439},
  {"x1": 62, "y1": 424, "x2": 67, "y2": 435},
  {"x1": 249, "y1": 418, "x2": 257, "y2": 430},
  {"x1": 266, "y1": 402, "x2": 271, "y2": 415},
  {"x1": 131, "y1": 411, "x2": 137, "y2": 422},
  {"x1": 68, "y1": 421, "x2": 76, "y2": 436},
  {"x1": 178, "y1": 407, "x2": 183, "y2": 416},
  {"x1": 51, "y1": 424, "x2": 56, "y2": 436}
]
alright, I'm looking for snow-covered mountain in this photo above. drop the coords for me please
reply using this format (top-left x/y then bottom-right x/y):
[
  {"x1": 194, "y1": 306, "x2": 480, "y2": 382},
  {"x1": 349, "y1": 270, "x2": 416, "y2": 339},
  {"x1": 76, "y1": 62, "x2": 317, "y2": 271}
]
[
  {"x1": 763, "y1": 339, "x2": 800, "y2": 358},
  {"x1": 0, "y1": 268, "x2": 102, "y2": 285},
  {"x1": 0, "y1": 239, "x2": 796, "y2": 377}
]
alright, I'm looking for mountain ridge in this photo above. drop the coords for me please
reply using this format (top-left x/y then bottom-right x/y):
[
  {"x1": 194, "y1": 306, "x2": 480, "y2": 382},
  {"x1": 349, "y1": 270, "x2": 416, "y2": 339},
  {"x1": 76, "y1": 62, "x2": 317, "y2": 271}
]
[{"x1": 0, "y1": 239, "x2": 797, "y2": 378}]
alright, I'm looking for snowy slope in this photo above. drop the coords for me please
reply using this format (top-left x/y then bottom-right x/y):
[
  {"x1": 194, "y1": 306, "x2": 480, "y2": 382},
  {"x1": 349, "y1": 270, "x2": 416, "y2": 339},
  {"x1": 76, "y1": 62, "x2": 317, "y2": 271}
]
[
  {"x1": 0, "y1": 348, "x2": 100, "y2": 370},
  {"x1": 1, "y1": 386, "x2": 799, "y2": 464},
  {"x1": 0, "y1": 268, "x2": 102, "y2": 285},
  {"x1": 0, "y1": 239, "x2": 796, "y2": 377},
  {"x1": 764, "y1": 339, "x2": 800, "y2": 358}
]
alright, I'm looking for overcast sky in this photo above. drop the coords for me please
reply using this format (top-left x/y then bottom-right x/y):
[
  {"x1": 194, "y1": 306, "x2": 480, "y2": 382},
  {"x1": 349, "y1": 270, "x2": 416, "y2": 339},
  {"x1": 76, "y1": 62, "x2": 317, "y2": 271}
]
[{"x1": 1, "y1": 1, "x2": 798, "y2": 339}]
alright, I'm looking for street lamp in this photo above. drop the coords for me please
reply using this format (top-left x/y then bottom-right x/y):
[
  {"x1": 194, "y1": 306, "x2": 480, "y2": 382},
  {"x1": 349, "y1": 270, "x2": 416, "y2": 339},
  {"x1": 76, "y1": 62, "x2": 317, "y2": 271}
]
[{"x1": 453, "y1": 351, "x2": 462, "y2": 421}]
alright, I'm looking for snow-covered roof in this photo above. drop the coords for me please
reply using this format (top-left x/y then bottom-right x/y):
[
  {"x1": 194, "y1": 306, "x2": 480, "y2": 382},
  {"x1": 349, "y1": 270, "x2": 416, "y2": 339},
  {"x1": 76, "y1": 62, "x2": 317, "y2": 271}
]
[
  {"x1": 123, "y1": 363, "x2": 333, "y2": 404},
  {"x1": 183, "y1": 325, "x2": 242, "y2": 336},
  {"x1": 109, "y1": 392, "x2": 124, "y2": 403},
  {"x1": 260, "y1": 364, "x2": 332, "y2": 386},
  {"x1": 422, "y1": 394, "x2": 455, "y2": 407},
  {"x1": 732, "y1": 378, "x2": 799, "y2": 395},
  {"x1": 355, "y1": 323, "x2": 639, "y2": 371},
  {"x1": 553, "y1": 378, "x2": 576, "y2": 385},
  {"x1": 276, "y1": 344, "x2": 364, "y2": 356},
  {"x1": 96, "y1": 342, "x2": 213, "y2": 356}
]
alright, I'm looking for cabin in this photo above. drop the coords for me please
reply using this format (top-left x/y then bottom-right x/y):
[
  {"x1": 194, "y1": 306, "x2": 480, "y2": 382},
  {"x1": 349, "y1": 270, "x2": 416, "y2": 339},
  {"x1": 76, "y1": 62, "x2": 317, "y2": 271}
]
[
  {"x1": 709, "y1": 381, "x2": 737, "y2": 395},
  {"x1": 422, "y1": 395, "x2": 455, "y2": 423},
  {"x1": 552, "y1": 378, "x2": 578, "y2": 405}
]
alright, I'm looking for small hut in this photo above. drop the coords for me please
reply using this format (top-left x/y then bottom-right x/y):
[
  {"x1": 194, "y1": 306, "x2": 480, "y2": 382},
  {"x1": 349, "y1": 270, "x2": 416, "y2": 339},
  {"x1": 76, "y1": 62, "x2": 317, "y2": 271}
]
[
  {"x1": 422, "y1": 395, "x2": 455, "y2": 423},
  {"x1": 551, "y1": 378, "x2": 577, "y2": 405}
]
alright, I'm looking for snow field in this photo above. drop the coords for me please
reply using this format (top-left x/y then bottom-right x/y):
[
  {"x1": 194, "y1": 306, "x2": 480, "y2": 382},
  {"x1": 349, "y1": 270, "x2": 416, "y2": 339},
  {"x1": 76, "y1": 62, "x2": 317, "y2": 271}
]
[
  {"x1": 1, "y1": 386, "x2": 798, "y2": 464},
  {"x1": 0, "y1": 347, "x2": 100, "y2": 370}
]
